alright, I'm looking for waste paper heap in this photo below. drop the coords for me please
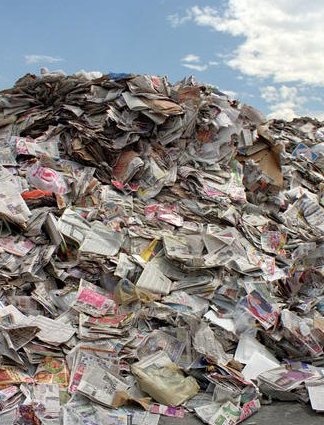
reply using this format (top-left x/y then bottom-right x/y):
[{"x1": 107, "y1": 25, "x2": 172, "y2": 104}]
[{"x1": 0, "y1": 71, "x2": 324, "y2": 424}]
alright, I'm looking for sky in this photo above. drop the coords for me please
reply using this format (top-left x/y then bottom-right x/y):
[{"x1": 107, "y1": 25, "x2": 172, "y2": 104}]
[{"x1": 1, "y1": 0, "x2": 324, "y2": 120}]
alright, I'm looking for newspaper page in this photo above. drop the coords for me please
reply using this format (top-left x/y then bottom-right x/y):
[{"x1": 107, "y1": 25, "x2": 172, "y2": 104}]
[
  {"x1": 14, "y1": 135, "x2": 60, "y2": 159},
  {"x1": 163, "y1": 234, "x2": 204, "y2": 262},
  {"x1": 63, "y1": 400, "x2": 130, "y2": 425},
  {"x1": 32, "y1": 281, "x2": 59, "y2": 317},
  {"x1": 0, "y1": 304, "x2": 27, "y2": 324},
  {"x1": 0, "y1": 179, "x2": 31, "y2": 227},
  {"x1": 194, "y1": 323, "x2": 231, "y2": 365},
  {"x1": 69, "y1": 350, "x2": 119, "y2": 394},
  {"x1": 137, "y1": 330, "x2": 185, "y2": 364},
  {"x1": 237, "y1": 399, "x2": 260, "y2": 423},
  {"x1": 298, "y1": 192, "x2": 324, "y2": 232},
  {"x1": 79, "y1": 221, "x2": 124, "y2": 256},
  {"x1": 96, "y1": 405, "x2": 131, "y2": 425},
  {"x1": 2, "y1": 324, "x2": 40, "y2": 351},
  {"x1": 241, "y1": 352, "x2": 280, "y2": 381},
  {"x1": 258, "y1": 364, "x2": 319, "y2": 391},
  {"x1": 0, "y1": 332, "x2": 25, "y2": 366},
  {"x1": 45, "y1": 212, "x2": 64, "y2": 246},
  {"x1": 25, "y1": 315, "x2": 75, "y2": 345},
  {"x1": 32, "y1": 383, "x2": 61, "y2": 418},
  {"x1": 0, "y1": 366, "x2": 33, "y2": 385},
  {"x1": 306, "y1": 380, "x2": 324, "y2": 411},
  {"x1": 0, "y1": 236, "x2": 35, "y2": 257},
  {"x1": 0, "y1": 143, "x2": 16, "y2": 166},
  {"x1": 0, "y1": 386, "x2": 22, "y2": 412},
  {"x1": 23, "y1": 341, "x2": 63, "y2": 364},
  {"x1": 114, "y1": 253, "x2": 137, "y2": 279},
  {"x1": 81, "y1": 312, "x2": 132, "y2": 333},
  {"x1": 34, "y1": 357, "x2": 70, "y2": 387},
  {"x1": 58, "y1": 208, "x2": 91, "y2": 245},
  {"x1": 281, "y1": 309, "x2": 323, "y2": 356},
  {"x1": 185, "y1": 392, "x2": 214, "y2": 411},
  {"x1": 209, "y1": 401, "x2": 241, "y2": 425},
  {"x1": 20, "y1": 245, "x2": 57, "y2": 276},
  {"x1": 172, "y1": 273, "x2": 219, "y2": 295},
  {"x1": 72, "y1": 279, "x2": 116, "y2": 317},
  {"x1": 260, "y1": 230, "x2": 287, "y2": 254},
  {"x1": 122, "y1": 92, "x2": 149, "y2": 111},
  {"x1": 0, "y1": 407, "x2": 20, "y2": 425},
  {"x1": 76, "y1": 363, "x2": 130, "y2": 407},
  {"x1": 62, "y1": 403, "x2": 98, "y2": 425},
  {"x1": 7, "y1": 295, "x2": 41, "y2": 316},
  {"x1": 234, "y1": 334, "x2": 278, "y2": 364},
  {"x1": 149, "y1": 403, "x2": 184, "y2": 418},
  {"x1": 100, "y1": 185, "x2": 133, "y2": 219},
  {"x1": 125, "y1": 407, "x2": 160, "y2": 425},
  {"x1": 195, "y1": 403, "x2": 222, "y2": 424},
  {"x1": 136, "y1": 263, "x2": 172, "y2": 295},
  {"x1": 144, "y1": 203, "x2": 183, "y2": 227},
  {"x1": 165, "y1": 291, "x2": 209, "y2": 315},
  {"x1": 240, "y1": 290, "x2": 279, "y2": 330},
  {"x1": 149, "y1": 254, "x2": 187, "y2": 280}
]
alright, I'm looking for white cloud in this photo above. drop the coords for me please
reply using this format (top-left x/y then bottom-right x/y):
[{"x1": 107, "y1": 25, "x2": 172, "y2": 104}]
[
  {"x1": 172, "y1": 1, "x2": 324, "y2": 86},
  {"x1": 25, "y1": 55, "x2": 64, "y2": 64},
  {"x1": 181, "y1": 54, "x2": 200, "y2": 63},
  {"x1": 180, "y1": 54, "x2": 209, "y2": 71},
  {"x1": 168, "y1": 11, "x2": 193, "y2": 27},
  {"x1": 222, "y1": 90, "x2": 237, "y2": 99},
  {"x1": 309, "y1": 112, "x2": 324, "y2": 121},
  {"x1": 180, "y1": 55, "x2": 219, "y2": 71},
  {"x1": 260, "y1": 85, "x2": 307, "y2": 120},
  {"x1": 182, "y1": 63, "x2": 208, "y2": 72}
]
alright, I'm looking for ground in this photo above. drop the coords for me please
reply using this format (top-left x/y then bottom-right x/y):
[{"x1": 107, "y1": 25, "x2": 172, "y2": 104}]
[{"x1": 160, "y1": 402, "x2": 324, "y2": 424}]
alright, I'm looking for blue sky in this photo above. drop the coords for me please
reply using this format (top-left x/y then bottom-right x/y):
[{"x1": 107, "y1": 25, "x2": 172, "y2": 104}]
[{"x1": 1, "y1": 0, "x2": 323, "y2": 120}]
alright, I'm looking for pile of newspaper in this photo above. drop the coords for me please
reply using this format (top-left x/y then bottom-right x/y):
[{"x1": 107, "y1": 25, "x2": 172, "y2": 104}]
[{"x1": 0, "y1": 71, "x2": 324, "y2": 424}]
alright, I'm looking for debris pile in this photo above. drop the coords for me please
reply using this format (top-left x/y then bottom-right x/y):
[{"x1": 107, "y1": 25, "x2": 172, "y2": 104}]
[{"x1": 0, "y1": 71, "x2": 324, "y2": 424}]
